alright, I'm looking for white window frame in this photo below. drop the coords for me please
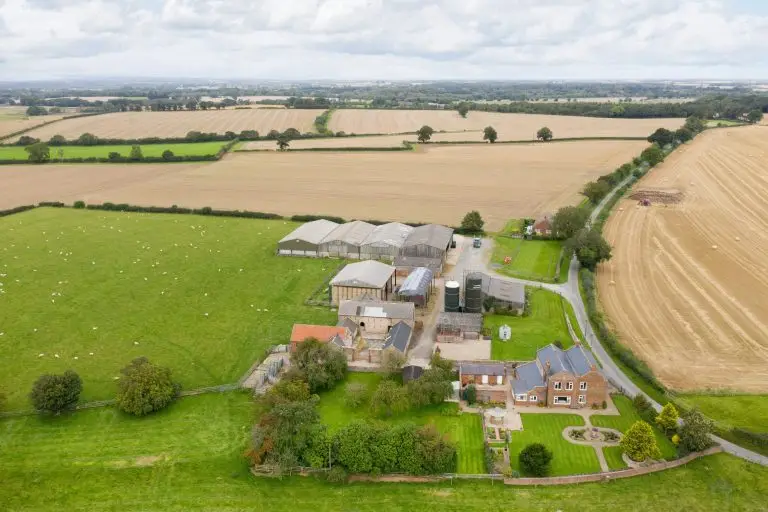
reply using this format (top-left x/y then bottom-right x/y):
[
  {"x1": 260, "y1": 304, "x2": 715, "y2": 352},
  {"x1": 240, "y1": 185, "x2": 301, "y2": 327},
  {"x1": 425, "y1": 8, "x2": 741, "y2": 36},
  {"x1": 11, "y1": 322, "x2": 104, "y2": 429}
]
[
  {"x1": 481, "y1": 375, "x2": 489, "y2": 384},
  {"x1": 580, "y1": 381, "x2": 588, "y2": 391},
  {"x1": 516, "y1": 394, "x2": 527, "y2": 401},
  {"x1": 578, "y1": 395, "x2": 586, "y2": 404},
  {"x1": 554, "y1": 396, "x2": 571, "y2": 405},
  {"x1": 566, "y1": 381, "x2": 574, "y2": 391},
  {"x1": 529, "y1": 395, "x2": 537, "y2": 402},
  {"x1": 496, "y1": 375, "x2": 503, "y2": 385},
  {"x1": 553, "y1": 381, "x2": 562, "y2": 390}
]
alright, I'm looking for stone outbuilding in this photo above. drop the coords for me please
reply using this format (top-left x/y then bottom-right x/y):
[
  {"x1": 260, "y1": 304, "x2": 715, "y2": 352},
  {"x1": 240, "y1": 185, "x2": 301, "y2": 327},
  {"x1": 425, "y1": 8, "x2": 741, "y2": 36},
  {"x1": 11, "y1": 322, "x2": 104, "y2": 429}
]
[
  {"x1": 459, "y1": 362, "x2": 507, "y2": 403},
  {"x1": 338, "y1": 299, "x2": 416, "y2": 334}
]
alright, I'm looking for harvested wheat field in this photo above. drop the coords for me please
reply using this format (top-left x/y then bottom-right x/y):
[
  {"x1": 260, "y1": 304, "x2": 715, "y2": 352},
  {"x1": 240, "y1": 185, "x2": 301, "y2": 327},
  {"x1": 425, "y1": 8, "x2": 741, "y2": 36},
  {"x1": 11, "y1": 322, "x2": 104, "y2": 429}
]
[
  {"x1": 599, "y1": 126, "x2": 768, "y2": 392},
  {"x1": 0, "y1": 140, "x2": 647, "y2": 231},
  {"x1": 17, "y1": 109, "x2": 318, "y2": 141},
  {"x1": 240, "y1": 131, "x2": 487, "y2": 150},
  {"x1": 328, "y1": 109, "x2": 683, "y2": 138},
  {"x1": 0, "y1": 107, "x2": 68, "y2": 140}
]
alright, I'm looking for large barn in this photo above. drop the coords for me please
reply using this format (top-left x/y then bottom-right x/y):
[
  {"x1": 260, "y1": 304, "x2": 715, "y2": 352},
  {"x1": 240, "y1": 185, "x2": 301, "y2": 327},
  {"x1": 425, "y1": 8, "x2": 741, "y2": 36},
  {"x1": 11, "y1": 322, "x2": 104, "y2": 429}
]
[
  {"x1": 359, "y1": 222, "x2": 414, "y2": 261},
  {"x1": 329, "y1": 260, "x2": 396, "y2": 305},
  {"x1": 277, "y1": 219, "x2": 340, "y2": 257},
  {"x1": 318, "y1": 220, "x2": 376, "y2": 259},
  {"x1": 400, "y1": 224, "x2": 454, "y2": 261}
]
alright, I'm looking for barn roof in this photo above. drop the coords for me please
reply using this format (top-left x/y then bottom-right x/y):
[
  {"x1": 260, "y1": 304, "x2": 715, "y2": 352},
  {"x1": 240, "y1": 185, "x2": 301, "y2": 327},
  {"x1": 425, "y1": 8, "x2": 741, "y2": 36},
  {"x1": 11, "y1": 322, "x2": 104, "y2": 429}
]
[
  {"x1": 486, "y1": 277, "x2": 525, "y2": 305},
  {"x1": 402, "y1": 224, "x2": 454, "y2": 250},
  {"x1": 279, "y1": 219, "x2": 340, "y2": 245},
  {"x1": 362, "y1": 222, "x2": 414, "y2": 248},
  {"x1": 394, "y1": 255, "x2": 443, "y2": 274},
  {"x1": 321, "y1": 220, "x2": 376, "y2": 246},
  {"x1": 338, "y1": 299, "x2": 414, "y2": 320},
  {"x1": 331, "y1": 260, "x2": 395, "y2": 288},
  {"x1": 436, "y1": 312, "x2": 483, "y2": 331},
  {"x1": 398, "y1": 267, "x2": 433, "y2": 297}
]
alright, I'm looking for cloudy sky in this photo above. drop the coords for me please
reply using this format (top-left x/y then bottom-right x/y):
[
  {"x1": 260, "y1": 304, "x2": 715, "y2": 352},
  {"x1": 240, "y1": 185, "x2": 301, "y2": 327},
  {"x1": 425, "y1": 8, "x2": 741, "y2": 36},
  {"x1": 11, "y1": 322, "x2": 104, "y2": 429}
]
[{"x1": 1, "y1": 0, "x2": 767, "y2": 81}]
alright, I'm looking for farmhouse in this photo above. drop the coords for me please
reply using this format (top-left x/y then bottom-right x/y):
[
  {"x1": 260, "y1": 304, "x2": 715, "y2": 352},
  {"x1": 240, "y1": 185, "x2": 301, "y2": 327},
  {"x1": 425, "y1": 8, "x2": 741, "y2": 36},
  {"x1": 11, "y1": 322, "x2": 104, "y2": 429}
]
[
  {"x1": 277, "y1": 219, "x2": 340, "y2": 256},
  {"x1": 289, "y1": 324, "x2": 349, "y2": 353},
  {"x1": 400, "y1": 224, "x2": 454, "y2": 262},
  {"x1": 330, "y1": 260, "x2": 396, "y2": 305},
  {"x1": 510, "y1": 343, "x2": 608, "y2": 408},
  {"x1": 436, "y1": 312, "x2": 483, "y2": 342},
  {"x1": 359, "y1": 222, "x2": 414, "y2": 260},
  {"x1": 396, "y1": 267, "x2": 434, "y2": 307},
  {"x1": 338, "y1": 299, "x2": 416, "y2": 334},
  {"x1": 532, "y1": 215, "x2": 553, "y2": 236},
  {"x1": 459, "y1": 362, "x2": 507, "y2": 403},
  {"x1": 319, "y1": 220, "x2": 376, "y2": 258}
]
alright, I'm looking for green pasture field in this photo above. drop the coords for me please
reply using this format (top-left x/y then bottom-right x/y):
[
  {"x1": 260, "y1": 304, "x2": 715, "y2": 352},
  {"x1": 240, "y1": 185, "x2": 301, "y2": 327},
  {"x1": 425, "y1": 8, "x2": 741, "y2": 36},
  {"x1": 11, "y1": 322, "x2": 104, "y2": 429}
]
[
  {"x1": 0, "y1": 141, "x2": 226, "y2": 160},
  {"x1": 674, "y1": 394, "x2": 768, "y2": 433},
  {"x1": 488, "y1": 288, "x2": 575, "y2": 361},
  {"x1": 318, "y1": 373, "x2": 486, "y2": 474},
  {"x1": 491, "y1": 237, "x2": 564, "y2": 283},
  {"x1": 0, "y1": 208, "x2": 336, "y2": 409},
  {"x1": 592, "y1": 395, "x2": 677, "y2": 460},
  {"x1": 509, "y1": 414, "x2": 600, "y2": 476}
]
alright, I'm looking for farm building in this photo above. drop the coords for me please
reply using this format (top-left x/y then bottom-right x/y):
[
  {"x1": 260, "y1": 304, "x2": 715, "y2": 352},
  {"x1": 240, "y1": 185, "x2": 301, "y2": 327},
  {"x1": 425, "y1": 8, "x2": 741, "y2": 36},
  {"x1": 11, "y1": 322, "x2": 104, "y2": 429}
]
[
  {"x1": 338, "y1": 299, "x2": 416, "y2": 334},
  {"x1": 481, "y1": 275, "x2": 526, "y2": 314},
  {"x1": 400, "y1": 224, "x2": 454, "y2": 261},
  {"x1": 359, "y1": 222, "x2": 414, "y2": 260},
  {"x1": 289, "y1": 324, "x2": 348, "y2": 353},
  {"x1": 396, "y1": 267, "x2": 434, "y2": 307},
  {"x1": 532, "y1": 215, "x2": 553, "y2": 236},
  {"x1": 382, "y1": 321, "x2": 413, "y2": 355},
  {"x1": 318, "y1": 220, "x2": 376, "y2": 258},
  {"x1": 436, "y1": 312, "x2": 483, "y2": 342},
  {"x1": 402, "y1": 364, "x2": 424, "y2": 383},
  {"x1": 459, "y1": 362, "x2": 507, "y2": 403},
  {"x1": 277, "y1": 219, "x2": 340, "y2": 256},
  {"x1": 394, "y1": 254, "x2": 444, "y2": 277},
  {"x1": 330, "y1": 260, "x2": 396, "y2": 305}
]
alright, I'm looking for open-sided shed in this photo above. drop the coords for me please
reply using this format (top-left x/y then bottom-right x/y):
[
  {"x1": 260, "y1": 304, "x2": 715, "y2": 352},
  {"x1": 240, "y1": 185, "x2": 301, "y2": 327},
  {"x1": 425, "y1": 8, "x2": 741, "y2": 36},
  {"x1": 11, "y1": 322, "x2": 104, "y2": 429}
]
[
  {"x1": 397, "y1": 267, "x2": 433, "y2": 307},
  {"x1": 277, "y1": 219, "x2": 340, "y2": 256}
]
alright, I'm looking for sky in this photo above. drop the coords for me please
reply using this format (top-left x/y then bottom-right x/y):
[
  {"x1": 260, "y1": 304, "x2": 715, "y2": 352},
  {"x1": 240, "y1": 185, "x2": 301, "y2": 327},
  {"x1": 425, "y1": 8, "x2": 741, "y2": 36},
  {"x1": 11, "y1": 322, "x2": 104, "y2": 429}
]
[{"x1": 1, "y1": 0, "x2": 767, "y2": 81}]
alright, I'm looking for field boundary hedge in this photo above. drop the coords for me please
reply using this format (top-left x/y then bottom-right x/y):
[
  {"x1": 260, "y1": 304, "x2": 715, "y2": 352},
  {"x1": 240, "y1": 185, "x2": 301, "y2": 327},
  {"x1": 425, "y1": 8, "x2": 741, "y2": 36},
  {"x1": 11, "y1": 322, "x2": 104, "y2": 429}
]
[{"x1": 0, "y1": 112, "x2": 105, "y2": 143}]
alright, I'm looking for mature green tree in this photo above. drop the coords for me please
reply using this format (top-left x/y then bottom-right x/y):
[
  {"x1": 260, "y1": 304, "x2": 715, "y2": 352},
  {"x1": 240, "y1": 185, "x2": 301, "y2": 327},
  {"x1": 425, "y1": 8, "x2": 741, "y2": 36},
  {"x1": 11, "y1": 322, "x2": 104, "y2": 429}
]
[
  {"x1": 265, "y1": 379, "x2": 311, "y2": 408},
  {"x1": 519, "y1": 443, "x2": 553, "y2": 476},
  {"x1": 640, "y1": 144, "x2": 665, "y2": 166},
  {"x1": 632, "y1": 394, "x2": 652, "y2": 414},
  {"x1": 115, "y1": 357, "x2": 181, "y2": 416},
  {"x1": 457, "y1": 103, "x2": 470, "y2": 118},
  {"x1": 655, "y1": 403, "x2": 679, "y2": 434},
  {"x1": 674, "y1": 127, "x2": 694, "y2": 143},
  {"x1": 370, "y1": 380, "x2": 408, "y2": 417},
  {"x1": 460, "y1": 210, "x2": 485, "y2": 233},
  {"x1": 407, "y1": 365, "x2": 453, "y2": 408},
  {"x1": 333, "y1": 420, "x2": 376, "y2": 473},
  {"x1": 29, "y1": 370, "x2": 82, "y2": 414},
  {"x1": 186, "y1": 99, "x2": 198, "y2": 111},
  {"x1": 581, "y1": 180, "x2": 612, "y2": 204},
  {"x1": 647, "y1": 128, "x2": 674, "y2": 146},
  {"x1": 551, "y1": 206, "x2": 589, "y2": 240},
  {"x1": 566, "y1": 228, "x2": 612, "y2": 270},
  {"x1": 621, "y1": 421, "x2": 662, "y2": 462},
  {"x1": 240, "y1": 130, "x2": 259, "y2": 139},
  {"x1": 291, "y1": 338, "x2": 347, "y2": 393},
  {"x1": 108, "y1": 151, "x2": 122, "y2": 161},
  {"x1": 415, "y1": 424, "x2": 457, "y2": 474},
  {"x1": 162, "y1": 149, "x2": 175, "y2": 161},
  {"x1": 463, "y1": 384, "x2": 477, "y2": 405},
  {"x1": 267, "y1": 129, "x2": 281, "y2": 139},
  {"x1": 747, "y1": 109, "x2": 764, "y2": 123},
  {"x1": 77, "y1": 132, "x2": 99, "y2": 145},
  {"x1": 283, "y1": 127, "x2": 301, "y2": 138},
  {"x1": 416, "y1": 125, "x2": 435, "y2": 143},
  {"x1": 678, "y1": 408, "x2": 715, "y2": 453},
  {"x1": 48, "y1": 134, "x2": 67, "y2": 146},
  {"x1": 276, "y1": 136, "x2": 290, "y2": 151},
  {"x1": 18, "y1": 135, "x2": 40, "y2": 146},
  {"x1": 536, "y1": 126, "x2": 553, "y2": 141},
  {"x1": 344, "y1": 382, "x2": 367, "y2": 409},
  {"x1": 25, "y1": 142, "x2": 50, "y2": 163},
  {"x1": 483, "y1": 126, "x2": 498, "y2": 143},
  {"x1": 684, "y1": 116, "x2": 706, "y2": 133},
  {"x1": 381, "y1": 350, "x2": 406, "y2": 378},
  {"x1": 25, "y1": 105, "x2": 47, "y2": 116},
  {"x1": 129, "y1": 145, "x2": 143, "y2": 161}
]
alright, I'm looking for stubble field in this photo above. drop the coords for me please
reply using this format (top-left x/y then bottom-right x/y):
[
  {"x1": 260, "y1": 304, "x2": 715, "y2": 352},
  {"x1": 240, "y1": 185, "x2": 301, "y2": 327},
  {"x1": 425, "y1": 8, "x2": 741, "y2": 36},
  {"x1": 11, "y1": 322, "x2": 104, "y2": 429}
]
[
  {"x1": 0, "y1": 107, "x2": 68, "y2": 139},
  {"x1": 598, "y1": 126, "x2": 768, "y2": 392},
  {"x1": 328, "y1": 109, "x2": 683, "y2": 137},
  {"x1": 17, "y1": 109, "x2": 318, "y2": 140},
  {"x1": 0, "y1": 140, "x2": 647, "y2": 231}
]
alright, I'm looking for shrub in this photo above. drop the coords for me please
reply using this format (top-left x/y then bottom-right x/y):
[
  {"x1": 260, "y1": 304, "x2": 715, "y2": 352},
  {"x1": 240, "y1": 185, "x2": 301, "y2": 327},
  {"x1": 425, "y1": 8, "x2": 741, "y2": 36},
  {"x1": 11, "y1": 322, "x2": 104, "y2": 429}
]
[
  {"x1": 29, "y1": 370, "x2": 82, "y2": 414},
  {"x1": 327, "y1": 466, "x2": 348, "y2": 483},
  {"x1": 620, "y1": 421, "x2": 661, "y2": 462},
  {"x1": 344, "y1": 382, "x2": 367, "y2": 409},
  {"x1": 655, "y1": 403, "x2": 679, "y2": 433},
  {"x1": 291, "y1": 338, "x2": 347, "y2": 393},
  {"x1": 601, "y1": 400, "x2": 607, "y2": 410},
  {"x1": 463, "y1": 384, "x2": 477, "y2": 405},
  {"x1": 73, "y1": 200, "x2": 86, "y2": 209},
  {"x1": 370, "y1": 380, "x2": 408, "y2": 417},
  {"x1": 678, "y1": 408, "x2": 715, "y2": 453},
  {"x1": 632, "y1": 394, "x2": 652, "y2": 413},
  {"x1": 162, "y1": 150, "x2": 175, "y2": 161},
  {"x1": 115, "y1": 357, "x2": 181, "y2": 416},
  {"x1": 519, "y1": 443, "x2": 553, "y2": 477}
]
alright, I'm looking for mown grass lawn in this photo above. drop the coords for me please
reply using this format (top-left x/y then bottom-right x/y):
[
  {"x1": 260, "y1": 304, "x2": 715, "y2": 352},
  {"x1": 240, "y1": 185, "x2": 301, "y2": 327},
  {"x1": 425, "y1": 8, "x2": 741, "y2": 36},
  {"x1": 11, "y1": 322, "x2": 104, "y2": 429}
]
[
  {"x1": 509, "y1": 414, "x2": 600, "y2": 476},
  {"x1": 488, "y1": 288, "x2": 575, "y2": 361},
  {"x1": 0, "y1": 208, "x2": 336, "y2": 408},
  {"x1": 592, "y1": 395, "x2": 677, "y2": 460},
  {"x1": 675, "y1": 394, "x2": 768, "y2": 433},
  {"x1": 0, "y1": 141, "x2": 226, "y2": 160},
  {"x1": 318, "y1": 373, "x2": 485, "y2": 474},
  {"x1": 491, "y1": 237, "x2": 564, "y2": 283},
  {"x1": 603, "y1": 446, "x2": 627, "y2": 470}
]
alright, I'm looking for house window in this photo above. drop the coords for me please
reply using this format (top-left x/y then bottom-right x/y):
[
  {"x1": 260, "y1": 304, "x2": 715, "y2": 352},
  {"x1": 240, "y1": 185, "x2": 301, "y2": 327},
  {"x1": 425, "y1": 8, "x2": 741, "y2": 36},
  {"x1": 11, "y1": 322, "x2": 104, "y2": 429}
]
[
  {"x1": 516, "y1": 394, "x2": 527, "y2": 401},
  {"x1": 481, "y1": 375, "x2": 489, "y2": 384},
  {"x1": 554, "y1": 396, "x2": 571, "y2": 405},
  {"x1": 580, "y1": 382, "x2": 588, "y2": 391},
  {"x1": 529, "y1": 395, "x2": 537, "y2": 402},
  {"x1": 566, "y1": 382, "x2": 574, "y2": 391},
  {"x1": 496, "y1": 375, "x2": 503, "y2": 385},
  {"x1": 578, "y1": 395, "x2": 586, "y2": 404},
  {"x1": 553, "y1": 382, "x2": 562, "y2": 390}
]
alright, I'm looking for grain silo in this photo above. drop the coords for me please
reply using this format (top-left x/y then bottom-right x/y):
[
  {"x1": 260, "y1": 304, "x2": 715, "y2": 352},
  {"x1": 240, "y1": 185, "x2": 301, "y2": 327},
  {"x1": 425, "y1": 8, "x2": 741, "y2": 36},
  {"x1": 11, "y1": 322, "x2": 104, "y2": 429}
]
[
  {"x1": 445, "y1": 281, "x2": 460, "y2": 312},
  {"x1": 464, "y1": 273, "x2": 483, "y2": 314}
]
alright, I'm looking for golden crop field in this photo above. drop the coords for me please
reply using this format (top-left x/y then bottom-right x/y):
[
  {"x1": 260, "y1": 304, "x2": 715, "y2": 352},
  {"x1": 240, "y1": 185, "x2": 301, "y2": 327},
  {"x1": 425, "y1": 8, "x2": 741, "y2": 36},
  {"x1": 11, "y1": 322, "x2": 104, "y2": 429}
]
[
  {"x1": 0, "y1": 107, "x2": 68, "y2": 140},
  {"x1": 0, "y1": 140, "x2": 647, "y2": 231},
  {"x1": 18, "y1": 109, "x2": 318, "y2": 140},
  {"x1": 328, "y1": 109, "x2": 683, "y2": 137},
  {"x1": 239, "y1": 131, "x2": 487, "y2": 150},
  {"x1": 598, "y1": 126, "x2": 768, "y2": 392}
]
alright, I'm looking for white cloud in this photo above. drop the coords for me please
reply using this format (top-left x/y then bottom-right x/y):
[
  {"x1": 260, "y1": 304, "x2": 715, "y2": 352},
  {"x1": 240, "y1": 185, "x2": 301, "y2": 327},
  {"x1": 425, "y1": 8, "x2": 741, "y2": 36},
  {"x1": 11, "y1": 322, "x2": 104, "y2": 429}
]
[{"x1": 0, "y1": 0, "x2": 767, "y2": 79}]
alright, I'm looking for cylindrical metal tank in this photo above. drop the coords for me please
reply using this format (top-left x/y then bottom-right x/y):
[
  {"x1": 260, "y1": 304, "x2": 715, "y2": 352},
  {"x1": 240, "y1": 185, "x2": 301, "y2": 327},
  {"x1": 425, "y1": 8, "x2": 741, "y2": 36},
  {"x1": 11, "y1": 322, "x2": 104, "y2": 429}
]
[
  {"x1": 445, "y1": 280, "x2": 460, "y2": 312},
  {"x1": 464, "y1": 274, "x2": 483, "y2": 313}
]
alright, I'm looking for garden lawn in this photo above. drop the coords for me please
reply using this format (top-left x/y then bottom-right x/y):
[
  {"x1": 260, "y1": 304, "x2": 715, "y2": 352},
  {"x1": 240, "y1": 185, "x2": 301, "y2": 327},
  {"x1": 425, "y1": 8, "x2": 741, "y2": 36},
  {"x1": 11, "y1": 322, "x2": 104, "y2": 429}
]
[
  {"x1": 0, "y1": 208, "x2": 336, "y2": 408},
  {"x1": 491, "y1": 237, "x2": 564, "y2": 282},
  {"x1": 675, "y1": 394, "x2": 768, "y2": 433},
  {"x1": 509, "y1": 414, "x2": 600, "y2": 476},
  {"x1": 592, "y1": 395, "x2": 677, "y2": 460},
  {"x1": 0, "y1": 141, "x2": 226, "y2": 160},
  {"x1": 318, "y1": 373, "x2": 485, "y2": 474},
  {"x1": 488, "y1": 288, "x2": 575, "y2": 361},
  {"x1": 603, "y1": 446, "x2": 627, "y2": 470}
]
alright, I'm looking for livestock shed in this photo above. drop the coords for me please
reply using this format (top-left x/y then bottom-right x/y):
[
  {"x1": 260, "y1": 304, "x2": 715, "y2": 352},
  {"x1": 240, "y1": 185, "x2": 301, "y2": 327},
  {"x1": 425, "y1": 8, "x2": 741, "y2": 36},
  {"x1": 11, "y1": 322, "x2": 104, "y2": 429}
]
[
  {"x1": 481, "y1": 274, "x2": 526, "y2": 314},
  {"x1": 394, "y1": 254, "x2": 444, "y2": 277},
  {"x1": 396, "y1": 267, "x2": 434, "y2": 307},
  {"x1": 318, "y1": 220, "x2": 376, "y2": 258},
  {"x1": 330, "y1": 260, "x2": 396, "y2": 305},
  {"x1": 277, "y1": 219, "x2": 340, "y2": 256},
  {"x1": 436, "y1": 312, "x2": 483, "y2": 342},
  {"x1": 400, "y1": 224, "x2": 454, "y2": 261},
  {"x1": 359, "y1": 222, "x2": 414, "y2": 261}
]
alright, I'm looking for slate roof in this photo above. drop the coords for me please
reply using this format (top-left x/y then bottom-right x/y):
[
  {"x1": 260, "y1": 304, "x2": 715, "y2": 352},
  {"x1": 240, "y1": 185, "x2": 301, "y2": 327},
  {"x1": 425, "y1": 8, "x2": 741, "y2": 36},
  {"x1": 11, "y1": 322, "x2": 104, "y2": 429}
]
[
  {"x1": 338, "y1": 299, "x2": 415, "y2": 320},
  {"x1": 511, "y1": 360, "x2": 546, "y2": 394},
  {"x1": 330, "y1": 260, "x2": 395, "y2": 288},
  {"x1": 383, "y1": 321, "x2": 412, "y2": 353},
  {"x1": 336, "y1": 317, "x2": 360, "y2": 334},
  {"x1": 511, "y1": 343, "x2": 599, "y2": 394},
  {"x1": 279, "y1": 219, "x2": 340, "y2": 245},
  {"x1": 402, "y1": 224, "x2": 454, "y2": 250},
  {"x1": 460, "y1": 362, "x2": 506, "y2": 377}
]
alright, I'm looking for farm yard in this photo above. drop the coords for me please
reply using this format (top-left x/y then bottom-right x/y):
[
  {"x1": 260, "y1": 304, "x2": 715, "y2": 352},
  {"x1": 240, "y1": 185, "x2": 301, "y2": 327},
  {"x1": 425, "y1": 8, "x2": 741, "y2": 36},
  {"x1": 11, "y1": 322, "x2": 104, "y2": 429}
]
[
  {"x1": 0, "y1": 140, "x2": 648, "y2": 231},
  {"x1": 16, "y1": 109, "x2": 318, "y2": 140},
  {"x1": 0, "y1": 207, "x2": 336, "y2": 409},
  {"x1": 0, "y1": 141, "x2": 227, "y2": 160},
  {"x1": 327, "y1": 109, "x2": 683, "y2": 138},
  {"x1": 598, "y1": 126, "x2": 768, "y2": 392}
]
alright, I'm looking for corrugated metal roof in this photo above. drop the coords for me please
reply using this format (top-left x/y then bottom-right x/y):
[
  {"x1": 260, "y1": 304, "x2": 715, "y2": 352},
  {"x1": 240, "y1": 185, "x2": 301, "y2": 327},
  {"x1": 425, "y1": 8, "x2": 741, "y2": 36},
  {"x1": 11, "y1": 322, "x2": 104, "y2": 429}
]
[
  {"x1": 331, "y1": 260, "x2": 395, "y2": 288},
  {"x1": 279, "y1": 219, "x2": 340, "y2": 245},
  {"x1": 383, "y1": 321, "x2": 412, "y2": 353},
  {"x1": 402, "y1": 224, "x2": 454, "y2": 250},
  {"x1": 362, "y1": 222, "x2": 414, "y2": 248},
  {"x1": 398, "y1": 267, "x2": 433, "y2": 296},
  {"x1": 321, "y1": 220, "x2": 376, "y2": 246},
  {"x1": 394, "y1": 255, "x2": 443, "y2": 273},
  {"x1": 338, "y1": 299, "x2": 414, "y2": 320}
]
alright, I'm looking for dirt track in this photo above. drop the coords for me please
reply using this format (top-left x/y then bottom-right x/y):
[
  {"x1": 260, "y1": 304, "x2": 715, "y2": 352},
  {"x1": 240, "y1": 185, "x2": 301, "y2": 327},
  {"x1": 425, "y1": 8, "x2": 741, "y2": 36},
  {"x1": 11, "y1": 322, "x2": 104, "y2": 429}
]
[
  {"x1": 598, "y1": 126, "x2": 768, "y2": 392},
  {"x1": 0, "y1": 140, "x2": 646, "y2": 231}
]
